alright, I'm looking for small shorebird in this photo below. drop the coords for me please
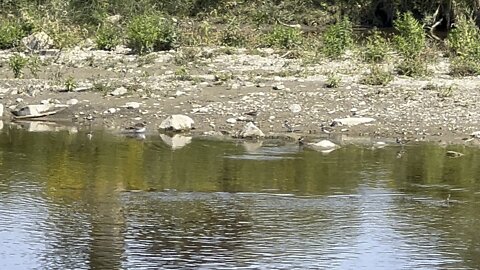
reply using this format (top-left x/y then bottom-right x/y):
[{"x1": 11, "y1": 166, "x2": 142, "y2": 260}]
[
  {"x1": 125, "y1": 122, "x2": 147, "y2": 134},
  {"x1": 320, "y1": 123, "x2": 334, "y2": 134},
  {"x1": 283, "y1": 120, "x2": 295, "y2": 132}
]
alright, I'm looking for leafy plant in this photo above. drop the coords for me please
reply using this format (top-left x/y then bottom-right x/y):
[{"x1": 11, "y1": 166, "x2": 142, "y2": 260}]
[
  {"x1": 221, "y1": 19, "x2": 247, "y2": 47},
  {"x1": 393, "y1": 12, "x2": 425, "y2": 58},
  {"x1": 174, "y1": 66, "x2": 192, "y2": 81},
  {"x1": 363, "y1": 30, "x2": 389, "y2": 63},
  {"x1": 361, "y1": 65, "x2": 393, "y2": 86},
  {"x1": 64, "y1": 76, "x2": 77, "y2": 92},
  {"x1": 9, "y1": 53, "x2": 28, "y2": 78},
  {"x1": 28, "y1": 55, "x2": 41, "y2": 78},
  {"x1": 396, "y1": 57, "x2": 428, "y2": 77},
  {"x1": 0, "y1": 20, "x2": 26, "y2": 49},
  {"x1": 265, "y1": 25, "x2": 302, "y2": 49},
  {"x1": 126, "y1": 14, "x2": 177, "y2": 55},
  {"x1": 96, "y1": 23, "x2": 122, "y2": 51},
  {"x1": 447, "y1": 15, "x2": 480, "y2": 76},
  {"x1": 325, "y1": 73, "x2": 341, "y2": 88},
  {"x1": 322, "y1": 17, "x2": 353, "y2": 58}
]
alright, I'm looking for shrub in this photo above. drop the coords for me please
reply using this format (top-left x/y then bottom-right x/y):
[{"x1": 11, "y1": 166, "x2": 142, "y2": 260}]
[
  {"x1": 396, "y1": 57, "x2": 428, "y2": 77},
  {"x1": 265, "y1": 25, "x2": 302, "y2": 49},
  {"x1": 221, "y1": 20, "x2": 247, "y2": 47},
  {"x1": 96, "y1": 23, "x2": 122, "y2": 51},
  {"x1": 363, "y1": 30, "x2": 388, "y2": 63},
  {"x1": 8, "y1": 53, "x2": 28, "y2": 78},
  {"x1": 361, "y1": 65, "x2": 393, "y2": 85},
  {"x1": 322, "y1": 17, "x2": 353, "y2": 58},
  {"x1": 126, "y1": 14, "x2": 177, "y2": 54},
  {"x1": 447, "y1": 16, "x2": 480, "y2": 76},
  {"x1": 447, "y1": 15, "x2": 480, "y2": 58},
  {"x1": 0, "y1": 20, "x2": 26, "y2": 49},
  {"x1": 393, "y1": 12, "x2": 425, "y2": 58},
  {"x1": 64, "y1": 76, "x2": 77, "y2": 92}
]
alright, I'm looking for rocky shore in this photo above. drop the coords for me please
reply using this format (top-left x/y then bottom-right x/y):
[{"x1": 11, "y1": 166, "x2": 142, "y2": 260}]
[{"x1": 1, "y1": 44, "x2": 479, "y2": 145}]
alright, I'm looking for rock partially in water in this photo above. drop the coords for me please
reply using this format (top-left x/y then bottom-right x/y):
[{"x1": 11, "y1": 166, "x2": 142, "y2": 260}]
[
  {"x1": 159, "y1": 114, "x2": 194, "y2": 131},
  {"x1": 332, "y1": 117, "x2": 376, "y2": 127},
  {"x1": 307, "y1": 140, "x2": 339, "y2": 153},
  {"x1": 240, "y1": 122, "x2": 265, "y2": 138}
]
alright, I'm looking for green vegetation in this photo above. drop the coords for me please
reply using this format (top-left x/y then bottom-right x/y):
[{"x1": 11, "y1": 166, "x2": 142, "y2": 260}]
[
  {"x1": 447, "y1": 15, "x2": 480, "y2": 76},
  {"x1": 126, "y1": 14, "x2": 177, "y2": 54},
  {"x1": 325, "y1": 73, "x2": 341, "y2": 88},
  {"x1": 361, "y1": 65, "x2": 393, "y2": 86},
  {"x1": 64, "y1": 76, "x2": 77, "y2": 91},
  {"x1": 393, "y1": 12, "x2": 428, "y2": 77},
  {"x1": 322, "y1": 17, "x2": 353, "y2": 58},
  {"x1": 265, "y1": 26, "x2": 302, "y2": 49},
  {"x1": 363, "y1": 30, "x2": 388, "y2": 63},
  {"x1": 96, "y1": 24, "x2": 122, "y2": 51},
  {"x1": 0, "y1": 19, "x2": 27, "y2": 49},
  {"x1": 9, "y1": 53, "x2": 28, "y2": 78}
]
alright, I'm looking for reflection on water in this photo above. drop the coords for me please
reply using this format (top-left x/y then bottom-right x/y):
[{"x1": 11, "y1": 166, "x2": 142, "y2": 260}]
[{"x1": 0, "y1": 126, "x2": 479, "y2": 269}]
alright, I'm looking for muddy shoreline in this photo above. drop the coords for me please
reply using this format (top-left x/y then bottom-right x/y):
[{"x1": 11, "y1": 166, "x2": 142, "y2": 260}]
[{"x1": 1, "y1": 46, "x2": 479, "y2": 145}]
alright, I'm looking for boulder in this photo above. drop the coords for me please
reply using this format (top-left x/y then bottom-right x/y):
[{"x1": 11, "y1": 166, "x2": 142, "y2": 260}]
[
  {"x1": 240, "y1": 122, "x2": 265, "y2": 138},
  {"x1": 22, "y1": 32, "x2": 54, "y2": 51},
  {"x1": 332, "y1": 117, "x2": 376, "y2": 127},
  {"x1": 159, "y1": 114, "x2": 194, "y2": 131}
]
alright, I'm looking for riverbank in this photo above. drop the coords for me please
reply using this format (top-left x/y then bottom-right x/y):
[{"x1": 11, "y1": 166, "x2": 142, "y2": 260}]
[{"x1": 0, "y1": 46, "x2": 479, "y2": 145}]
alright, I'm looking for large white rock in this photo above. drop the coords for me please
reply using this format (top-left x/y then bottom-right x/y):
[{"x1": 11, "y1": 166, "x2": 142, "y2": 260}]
[
  {"x1": 309, "y1": 140, "x2": 338, "y2": 149},
  {"x1": 22, "y1": 32, "x2": 53, "y2": 51},
  {"x1": 332, "y1": 117, "x2": 376, "y2": 127},
  {"x1": 159, "y1": 114, "x2": 194, "y2": 131},
  {"x1": 110, "y1": 87, "x2": 128, "y2": 96},
  {"x1": 240, "y1": 122, "x2": 265, "y2": 138},
  {"x1": 0, "y1": 103, "x2": 4, "y2": 117}
]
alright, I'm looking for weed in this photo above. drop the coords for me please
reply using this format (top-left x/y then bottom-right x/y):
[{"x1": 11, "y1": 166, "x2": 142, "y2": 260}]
[
  {"x1": 174, "y1": 66, "x2": 192, "y2": 80},
  {"x1": 137, "y1": 54, "x2": 157, "y2": 67},
  {"x1": 174, "y1": 47, "x2": 198, "y2": 65},
  {"x1": 447, "y1": 16, "x2": 480, "y2": 76},
  {"x1": 64, "y1": 76, "x2": 77, "y2": 92},
  {"x1": 0, "y1": 20, "x2": 26, "y2": 49},
  {"x1": 396, "y1": 57, "x2": 428, "y2": 77},
  {"x1": 221, "y1": 19, "x2": 247, "y2": 47},
  {"x1": 363, "y1": 30, "x2": 388, "y2": 63},
  {"x1": 361, "y1": 65, "x2": 393, "y2": 86},
  {"x1": 9, "y1": 53, "x2": 28, "y2": 78},
  {"x1": 265, "y1": 25, "x2": 302, "y2": 49},
  {"x1": 28, "y1": 55, "x2": 41, "y2": 78},
  {"x1": 325, "y1": 73, "x2": 341, "y2": 88},
  {"x1": 437, "y1": 85, "x2": 455, "y2": 98},
  {"x1": 93, "y1": 81, "x2": 111, "y2": 93},
  {"x1": 450, "y1": 56, "x2": 480, "y2": 76},
  {"x1": 322, "y1": 17, "x2": 353, "y2": 58},
  {"x1": 393, "y1": 12, "x2": 425, "y2": 58},
  {"x1": 96, "y1": 23, "x2": 122, "y2": 51},
  {"x1": 126, "y1": 14, "x2": 177, "y2": 55}
]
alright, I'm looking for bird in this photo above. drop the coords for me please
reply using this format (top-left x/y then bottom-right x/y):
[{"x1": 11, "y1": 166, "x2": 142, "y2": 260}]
[
  {"x1": 124, "y1": 122, "x2": 147, "y2": 134},
  {"x1": 298, "y1": 136, "x2": 305, "y2": 145},
  {"x1": 283, "y1": 120, "x2": 296, "y2": 132},
  {"x1": 320, "y1": 123, "x2": 334, "y2": 134}
]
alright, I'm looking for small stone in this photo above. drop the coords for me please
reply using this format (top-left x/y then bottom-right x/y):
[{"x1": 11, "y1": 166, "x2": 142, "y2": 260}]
[
  {"x1": 66, "y1": 98, "x2": 79, "y2": 105},
  {"x1": 289, "y1": 104, "x2": 302, "y2": 113},
  {"x1": 110, "y1": 87, "x2": 128, "y2": 96},
  {"x1": 0, "y1": 104, "x2": 3, "y2": 117},
  {"x1": 108, "y1": 108, "x2": 117, "y2": 114},
  {"x1": 125, "y1": 102, "x2": 141, "y2": 109},
  {"x1": 226, "y1": 118, "x2": 237, "y2": 124},
  {"x1": 16, "y1": 98, "x2": 24, "y2": 103},
  {"x1": 272, "y1": 84, "x2": 285, "y2": 90}
]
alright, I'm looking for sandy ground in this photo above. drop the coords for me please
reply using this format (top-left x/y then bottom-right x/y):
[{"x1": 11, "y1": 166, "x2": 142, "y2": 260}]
[{"x1": 0, "y1": 46, "x2": 479, "y2": 145}]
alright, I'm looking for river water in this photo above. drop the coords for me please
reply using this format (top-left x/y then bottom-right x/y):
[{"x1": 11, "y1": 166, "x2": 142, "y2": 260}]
[{"x1": 0, "y1": 125, "x2": 479, "y2": 269}]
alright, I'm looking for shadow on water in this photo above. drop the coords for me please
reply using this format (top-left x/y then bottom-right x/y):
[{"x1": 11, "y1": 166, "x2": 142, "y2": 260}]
[{"x1": 0, "y1": 126, "x2": 479, "y2": 269}]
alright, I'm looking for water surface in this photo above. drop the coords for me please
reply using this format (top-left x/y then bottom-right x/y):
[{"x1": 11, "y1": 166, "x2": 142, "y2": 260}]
[{"x1": 0, "y1": 127, "x2": 479, "y2": 269}]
